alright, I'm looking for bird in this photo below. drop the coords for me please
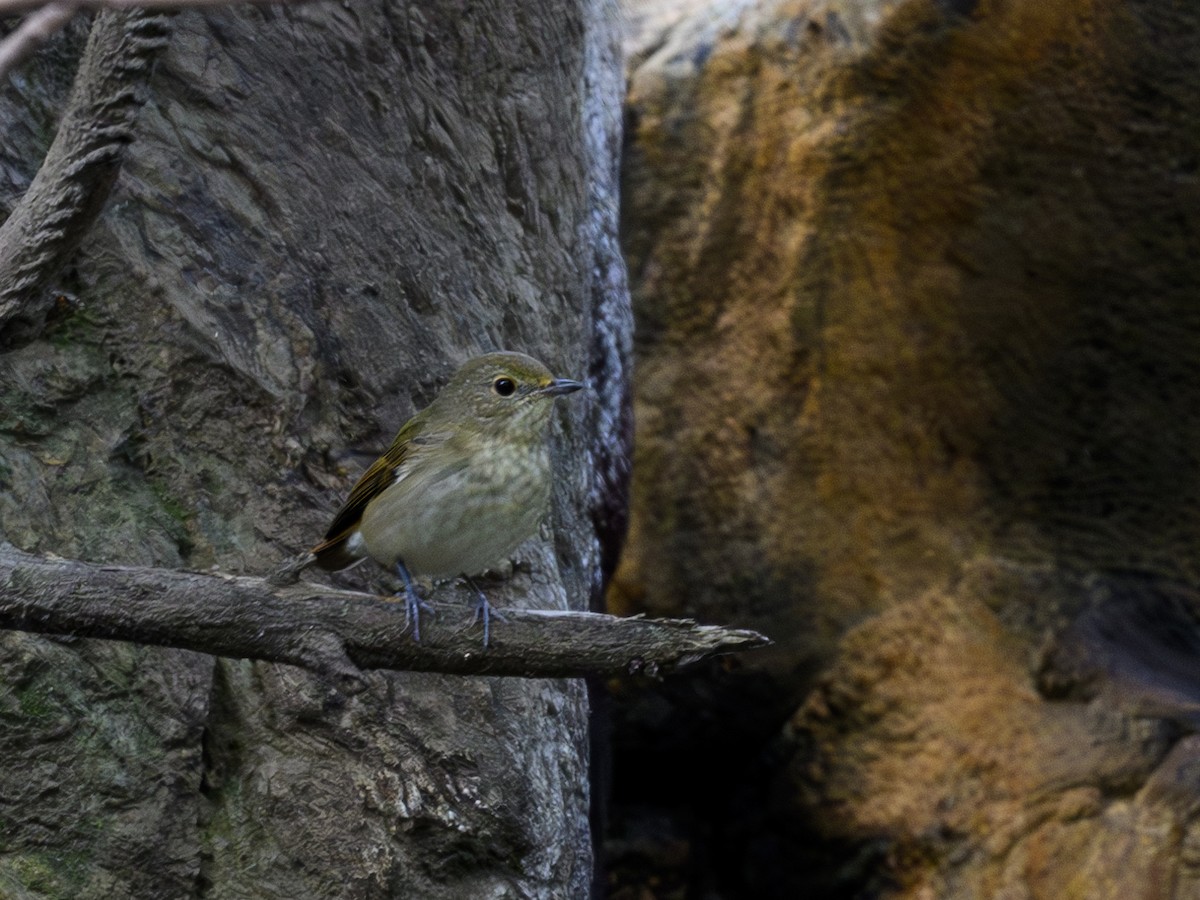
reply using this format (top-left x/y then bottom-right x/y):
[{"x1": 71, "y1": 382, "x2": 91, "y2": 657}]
[{"x1": 310, "y1": 351, "x2": 584, "y2": 647}]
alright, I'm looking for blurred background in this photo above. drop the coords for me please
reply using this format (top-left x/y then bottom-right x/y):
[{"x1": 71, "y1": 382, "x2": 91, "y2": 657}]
[{"x1": 605, "y1": 0, "x2": 1200, "y2": 896}]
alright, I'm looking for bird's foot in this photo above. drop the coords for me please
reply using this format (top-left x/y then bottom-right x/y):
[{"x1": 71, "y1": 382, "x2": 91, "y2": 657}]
[
  {"x1": 394, "y1": 561, "x2": 434, "y2": 641},
  {"x1": 401, "y1": 589, "x2": 436, "y2": 642},
  {"x1": 465, "y1": 577, "x2": 507, "y2": 650}
]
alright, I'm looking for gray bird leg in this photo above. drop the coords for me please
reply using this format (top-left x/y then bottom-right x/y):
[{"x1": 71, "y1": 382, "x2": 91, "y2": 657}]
[
  {"x1": 395, "y1": 560, "x2": 434, "y2": 641},
  {"x1": 464, "y1": 575, "x2": 508, "y2": 649}
]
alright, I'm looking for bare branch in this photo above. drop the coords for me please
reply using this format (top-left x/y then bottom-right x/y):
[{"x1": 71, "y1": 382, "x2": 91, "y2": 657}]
[
  {"x1": 0, "y1": 0, "x2": 79, "y2": 75},
  {"x1": 0, "y1": 8, "x2": 170, "y2": 339},
  {"x1": 0, "y1": 0, "x2": 307, "y2": 12},
  {"x1": 0, "y1": 0, "x2": 323, "y2": 85},
  {"x1": 0, "y1": 543, "x2": 771, "y2": 692}
]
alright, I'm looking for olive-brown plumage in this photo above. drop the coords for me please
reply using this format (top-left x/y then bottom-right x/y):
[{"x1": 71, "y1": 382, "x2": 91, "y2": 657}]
[{"x1": 311, "y1": 351, "x2": 583, "y2": 644}]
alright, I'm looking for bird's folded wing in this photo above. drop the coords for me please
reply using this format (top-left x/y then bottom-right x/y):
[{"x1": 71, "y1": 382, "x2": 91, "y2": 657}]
[{"x1": 310, "y1": 422, "x2": 426, "y2": 570}]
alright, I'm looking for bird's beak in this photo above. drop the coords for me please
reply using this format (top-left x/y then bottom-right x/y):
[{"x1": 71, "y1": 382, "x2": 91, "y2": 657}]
[{"x1": 541, "y1": 378, "x2": 585, "y2": 397}]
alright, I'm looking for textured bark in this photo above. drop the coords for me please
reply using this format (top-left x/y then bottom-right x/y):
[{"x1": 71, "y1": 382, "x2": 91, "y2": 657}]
[
  {"x1": 614, "y1": 0, "x2": 1200, "y2": 897},
  {"x1": 0, "y1": 1, "x2": 631, "y2": 896},
  {"x1": 0, "y1": 8, "x2": 170, "y2": 338},
  {"x1": 0, "y1": 543, "x2": 767, "y2": 685}
]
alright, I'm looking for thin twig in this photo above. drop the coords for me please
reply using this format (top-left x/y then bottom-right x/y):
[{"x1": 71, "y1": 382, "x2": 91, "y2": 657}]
[{"x1": 0, "y1": 0, "x2": 79, "y2": 77}]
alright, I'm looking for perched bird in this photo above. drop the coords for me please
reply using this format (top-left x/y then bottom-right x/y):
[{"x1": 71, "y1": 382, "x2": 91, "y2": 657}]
[{"x1": 311, "y1": 351, "x2": 584, "y2": 646}]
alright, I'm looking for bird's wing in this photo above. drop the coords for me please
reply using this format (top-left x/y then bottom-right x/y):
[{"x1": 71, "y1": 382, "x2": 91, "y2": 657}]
[{"x1": 311, "y1": 416, "x2": 440, "y2": 570}]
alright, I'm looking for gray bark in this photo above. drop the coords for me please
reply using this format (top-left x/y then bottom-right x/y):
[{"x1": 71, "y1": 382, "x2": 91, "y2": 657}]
[
  {"x1": 0, "y1": 0, "x2": 631, "y2": 896},
  {"x1": 0, "y1": 542, "x2": 767, "y2": 687},
  {"x1": 0, "y1": 9, "x2": 170, "y2": 339}
]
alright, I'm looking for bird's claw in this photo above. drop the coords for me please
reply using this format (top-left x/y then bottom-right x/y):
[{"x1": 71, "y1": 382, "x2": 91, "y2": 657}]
[
  {"x1": 466, "y1": 579, "x2": 507, "y2": 650},
  {"x1": 402, "y1": 589, "x2": 436, "y2": 642},
  {"x1": 394, "y1": 561, "x2": 433, "y2": 641}
]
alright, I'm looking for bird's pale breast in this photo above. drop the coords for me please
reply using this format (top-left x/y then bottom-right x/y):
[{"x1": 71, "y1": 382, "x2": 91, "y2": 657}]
[{"x1": 358, "y1": 434, "x2": 552, "y2": 577}]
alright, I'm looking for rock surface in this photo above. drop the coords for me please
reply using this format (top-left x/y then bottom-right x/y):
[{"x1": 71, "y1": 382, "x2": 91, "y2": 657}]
[{"x1": 613, "y1": 0, "x2": 1200, "y2": 895}]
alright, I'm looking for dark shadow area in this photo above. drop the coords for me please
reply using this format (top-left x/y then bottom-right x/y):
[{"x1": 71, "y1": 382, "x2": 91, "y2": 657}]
[{"x1": 602, "y1": 662, "x2": 892, "y2": 899}]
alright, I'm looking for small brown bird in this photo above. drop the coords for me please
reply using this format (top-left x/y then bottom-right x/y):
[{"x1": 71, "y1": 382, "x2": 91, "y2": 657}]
[{"x1": 311, "y1": 351, "x2": 583, "y2": 646}]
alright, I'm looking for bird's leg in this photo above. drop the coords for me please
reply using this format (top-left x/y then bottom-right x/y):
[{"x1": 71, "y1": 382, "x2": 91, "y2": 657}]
[
  {"x1": 464, "y1": 575, "x2": 508, "y2": 650},
  {"x1": 395, "y1": 560, "x2": 434, "y2": 641}
]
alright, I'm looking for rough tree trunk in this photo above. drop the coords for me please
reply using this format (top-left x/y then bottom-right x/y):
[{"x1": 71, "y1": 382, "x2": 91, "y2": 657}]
[{"x1": 0, "y1": 1, "x2": 630, "y2": 897}]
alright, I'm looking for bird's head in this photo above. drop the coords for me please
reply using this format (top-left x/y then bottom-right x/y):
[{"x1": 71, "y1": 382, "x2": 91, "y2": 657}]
[{"x1": 427, "y1": 351, "x2": 584, "y2": 437}]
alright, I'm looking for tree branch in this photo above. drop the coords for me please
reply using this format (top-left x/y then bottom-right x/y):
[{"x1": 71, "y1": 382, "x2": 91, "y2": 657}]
[
  {"x1": 0, "y1": 543, "x2": 771, "y2": 693},
  {"x1": 0, "y1": 0, "x2": 325, "y2": 86},
  {"x1": 0, "y1": 0, "x2": 308, "y2": 12},
  {"x1": 0, "y1": 0, "x2": 80, "y2": 76},
  {"x1": 0, "y1": 8, "x2": 170, "y2": 339}
]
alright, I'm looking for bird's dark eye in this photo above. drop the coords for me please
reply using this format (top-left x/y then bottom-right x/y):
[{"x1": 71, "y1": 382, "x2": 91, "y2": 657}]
[{"x1": 492, "y1": 377, "x2": 516, "y2": 397}]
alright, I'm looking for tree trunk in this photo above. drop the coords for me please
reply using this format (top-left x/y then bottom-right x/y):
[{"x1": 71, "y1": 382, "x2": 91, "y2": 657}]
[{"x1": 0, "y1": 1, "x2": 630, "y2": 896}]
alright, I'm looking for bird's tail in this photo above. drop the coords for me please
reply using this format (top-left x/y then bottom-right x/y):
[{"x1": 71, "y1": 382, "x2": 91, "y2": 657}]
[
  {"x1": 309, "y1": 534, "x2": 364, "y2": 572},
  {"x1": 266, "y1": 536, "x2": 365, "y2": 586},
  {"x1": 265, "y1": 551, "x2": 318, "y2": 586}
]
